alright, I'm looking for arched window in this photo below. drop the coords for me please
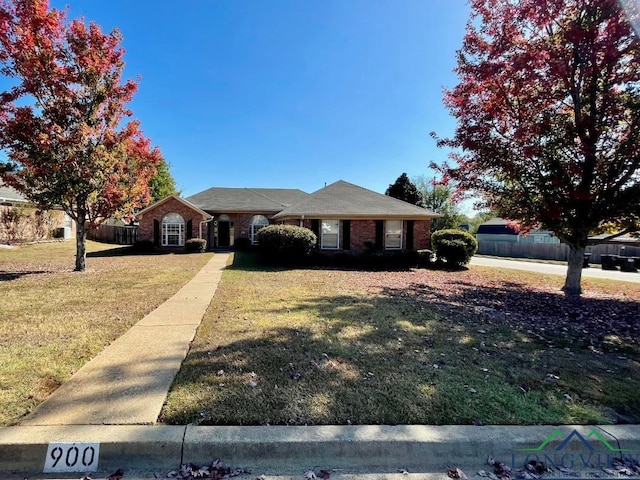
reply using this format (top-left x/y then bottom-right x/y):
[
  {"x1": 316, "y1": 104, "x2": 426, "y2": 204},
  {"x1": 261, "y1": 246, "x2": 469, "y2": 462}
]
[
  {"x1": 249, "y1": 215, "x2": 269, "y2": 244},
  {"x1": 162, "y1": 213, "x2": 185, "y2": 246}
]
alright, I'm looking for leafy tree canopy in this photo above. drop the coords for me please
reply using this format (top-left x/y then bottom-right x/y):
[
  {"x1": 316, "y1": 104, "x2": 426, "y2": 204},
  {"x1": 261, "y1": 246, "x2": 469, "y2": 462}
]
[
  {"x1": 438, "y1": 0, "x2": 640, "y2": 294},
  {"x1": 149, "y1": 159, "x2": 180, "y2": 203},
  {"x1": 414, "y1": 175, "x2": 465, "y2": 232},
  {"x1": 0, "y1": 0, "x2": 162, "y2": 271}
]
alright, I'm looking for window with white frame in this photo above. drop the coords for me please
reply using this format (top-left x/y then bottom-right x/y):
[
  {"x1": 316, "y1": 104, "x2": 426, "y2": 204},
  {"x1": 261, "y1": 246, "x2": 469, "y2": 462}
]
[
  {"x1": 321, "y1": 219, "x2": 339, "y2": 249},
  {"x1": 250, "y1": 215, "x2": 269, "y2": 244},
  {"x1": 385, "y1": 220, "x2": 403, "y2": 249},
  {"x1": 162, "y1": 212, "x2": 185, "y2": 246}
]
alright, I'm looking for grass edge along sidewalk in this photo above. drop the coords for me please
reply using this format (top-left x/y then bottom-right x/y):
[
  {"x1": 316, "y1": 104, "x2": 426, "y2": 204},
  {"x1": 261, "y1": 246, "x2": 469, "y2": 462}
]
[{"x1": 0, "y1": 241, "x2": 214, "y2": 426}]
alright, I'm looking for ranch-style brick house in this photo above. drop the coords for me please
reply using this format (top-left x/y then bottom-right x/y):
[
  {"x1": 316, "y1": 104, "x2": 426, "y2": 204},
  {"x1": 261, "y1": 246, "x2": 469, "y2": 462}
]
[{"x1": 135, "y1": 180, "x2": 439, "y2": 252}]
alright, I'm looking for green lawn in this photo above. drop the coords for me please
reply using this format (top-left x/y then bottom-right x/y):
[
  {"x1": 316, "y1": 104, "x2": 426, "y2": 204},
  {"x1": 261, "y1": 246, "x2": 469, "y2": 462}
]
[
  {"x1": 160, "y1": 252, "x2": 640, "y2": 426},
  {"x1": 0, "y1": 241, "x2": 213, "y2": 425}
]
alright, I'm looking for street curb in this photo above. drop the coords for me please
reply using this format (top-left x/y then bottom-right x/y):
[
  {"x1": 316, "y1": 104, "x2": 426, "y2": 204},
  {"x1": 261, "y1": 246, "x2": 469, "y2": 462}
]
[{"x1": 1, "y1": 425, "x2": 640, "y2": 478}]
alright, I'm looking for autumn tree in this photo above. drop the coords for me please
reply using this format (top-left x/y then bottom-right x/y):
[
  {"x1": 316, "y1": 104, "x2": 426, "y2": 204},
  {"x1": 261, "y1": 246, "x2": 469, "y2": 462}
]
[
  {"x1": 439, "y1": 0, "x2": 640, "y2": 294},
  {"x1": 385, "y1": 173, "x2": 423, "y2": 206},
  {"x1": 0, "y1": 0, "x2": 162, "y2": 271}
]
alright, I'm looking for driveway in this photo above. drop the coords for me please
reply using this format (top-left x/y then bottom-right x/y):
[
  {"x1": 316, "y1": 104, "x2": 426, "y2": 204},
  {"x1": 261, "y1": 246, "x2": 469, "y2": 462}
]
[{"x1": 470, "y1": 255, "x2": 640, "y2": 284}]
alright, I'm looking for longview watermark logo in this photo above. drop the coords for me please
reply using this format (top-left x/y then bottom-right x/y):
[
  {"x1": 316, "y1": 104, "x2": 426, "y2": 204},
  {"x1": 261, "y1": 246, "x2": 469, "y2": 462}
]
[{"x1": 512, "y1": 428, "x2": 638, "y2": 471}]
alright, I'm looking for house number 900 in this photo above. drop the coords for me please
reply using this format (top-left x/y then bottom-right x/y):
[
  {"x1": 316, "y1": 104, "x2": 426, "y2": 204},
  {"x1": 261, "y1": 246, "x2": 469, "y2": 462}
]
[{"x1": 43, "y1": 442, "x2": 100, "y2": 473}]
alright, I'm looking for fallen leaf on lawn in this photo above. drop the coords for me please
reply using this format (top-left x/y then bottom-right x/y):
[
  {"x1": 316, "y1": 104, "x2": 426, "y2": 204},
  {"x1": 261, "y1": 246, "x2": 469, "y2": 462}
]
[
  {"x1": 108, "y1": 469, "x2": 124, "y2": 480},
  {"x1": 448, "y1": 467, "x2": 468, "y2": 480}
]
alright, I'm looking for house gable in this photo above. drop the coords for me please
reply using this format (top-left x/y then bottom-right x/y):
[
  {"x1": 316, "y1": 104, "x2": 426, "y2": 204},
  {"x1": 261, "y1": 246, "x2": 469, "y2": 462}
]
[
  {"x1": 136, "y1": 195, "x2": 212, "y2": 247},
  {"x1": 272, "y1": 180, "x2": 440, "y2": 220}
]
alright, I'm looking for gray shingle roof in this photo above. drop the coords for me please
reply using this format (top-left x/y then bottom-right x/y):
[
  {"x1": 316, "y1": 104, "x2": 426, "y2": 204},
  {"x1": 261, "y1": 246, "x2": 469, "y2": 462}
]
[
  {"x1": 186, "y1": 187, "x2": 309, "y2": 212},
  {"x1": 0, "y1": 181, "x2": 28, "y2": 204},
  {"x1": 273, "y1": 180, "x2": 439, "y2": 219}
]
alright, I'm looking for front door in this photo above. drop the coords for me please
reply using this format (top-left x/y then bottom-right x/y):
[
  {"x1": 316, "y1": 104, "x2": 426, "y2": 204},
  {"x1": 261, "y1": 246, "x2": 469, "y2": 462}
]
[{"x1": 218, "y1": 221, "x2": 230, "y2": 247}]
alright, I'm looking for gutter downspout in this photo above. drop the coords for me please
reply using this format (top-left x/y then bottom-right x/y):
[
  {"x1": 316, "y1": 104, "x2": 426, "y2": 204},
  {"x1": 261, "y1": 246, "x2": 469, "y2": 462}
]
[{"x1": 199, "y1": 216, "x2": 215, "y2": 244}]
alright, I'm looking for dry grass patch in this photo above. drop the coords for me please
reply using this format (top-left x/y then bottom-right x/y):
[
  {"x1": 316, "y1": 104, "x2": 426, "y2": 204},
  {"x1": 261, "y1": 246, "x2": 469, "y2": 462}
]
[
  {"x1": 0, "y1": 241, "x2": 213, "y2": 425},
  {"x1": 161, "y1": 252, "x2": 640, "y2": 426}
]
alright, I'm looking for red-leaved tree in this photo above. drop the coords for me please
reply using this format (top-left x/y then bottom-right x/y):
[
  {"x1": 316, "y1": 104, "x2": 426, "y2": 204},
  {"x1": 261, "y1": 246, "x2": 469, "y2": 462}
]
[
  {"x1": 0, "y1": 0, "x2": 162, "y2": 271},
  {"x1": 439, "y1": 0, "x2": 640, "y2": 294}
]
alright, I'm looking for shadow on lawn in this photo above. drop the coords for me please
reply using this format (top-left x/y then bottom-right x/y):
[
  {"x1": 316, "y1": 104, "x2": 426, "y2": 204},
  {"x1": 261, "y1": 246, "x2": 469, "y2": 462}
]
[
  {"x1": 227, "y1": 250, "x2": 428, "y2": 273},
  {"x1": 86, "y1": 246, "x2": 173, "y2": 257},
  {"x1": 163, "y1": 278, "x2": 640, "y2": 426},
  {"x1": 0, "y1": 270, "x2": 50, "y2": 282}
]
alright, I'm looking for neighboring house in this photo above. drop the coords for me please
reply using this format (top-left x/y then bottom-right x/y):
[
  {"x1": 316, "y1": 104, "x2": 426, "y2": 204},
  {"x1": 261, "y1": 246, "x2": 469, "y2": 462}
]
[
  {"x1": 0, "y1": 180, "x2": 73, "y2": 243},
  {"x1": 0, "y1": 181, "x2": 30, "y2": 207},
  {"x1": 136, "y1": 180, "x2": 439, "y2": 252},
  {"x1": 476, "y1": 217, "x2": 560, "y2": 245}
]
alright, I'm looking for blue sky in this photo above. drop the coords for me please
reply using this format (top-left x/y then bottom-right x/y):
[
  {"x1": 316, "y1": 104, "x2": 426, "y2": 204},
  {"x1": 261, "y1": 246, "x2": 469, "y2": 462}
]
[{"x1": 49, "y1": 0, "x2": 471, "y2": 198}]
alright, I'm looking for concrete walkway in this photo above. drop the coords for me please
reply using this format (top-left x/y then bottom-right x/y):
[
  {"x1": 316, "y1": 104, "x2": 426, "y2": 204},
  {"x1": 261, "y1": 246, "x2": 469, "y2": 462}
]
[
  {"x1": 20, "y1": 252, "x2": 230, "y2": 426},
  {"x1": 471, "y1": 255, "x2": 640, "y2": 283}
]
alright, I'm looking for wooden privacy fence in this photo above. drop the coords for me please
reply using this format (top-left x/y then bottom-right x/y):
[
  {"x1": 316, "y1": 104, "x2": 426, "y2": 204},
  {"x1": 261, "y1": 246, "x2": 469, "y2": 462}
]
[
  {"x1": 88, "y1": 225, "x2": 138, "y2": 245},
  {"x1": 477, "y1": 241, "x2": 640, "y2": 264}
]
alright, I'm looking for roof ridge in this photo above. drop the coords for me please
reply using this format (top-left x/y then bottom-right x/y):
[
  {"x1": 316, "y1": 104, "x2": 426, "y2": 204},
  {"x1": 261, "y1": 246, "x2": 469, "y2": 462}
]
[{"x1": 246, "y1": 187, "x2": 289, "y2": 207}]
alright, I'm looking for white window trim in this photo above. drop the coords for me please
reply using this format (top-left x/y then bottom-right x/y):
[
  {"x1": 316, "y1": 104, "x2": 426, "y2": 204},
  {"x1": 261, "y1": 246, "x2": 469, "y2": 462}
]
[
  {"x1": 162, "y1": 213, "x2": 185, "y2": 247},
  {"x1": 321, "y1": 219, "x2": 340, "y2": 250},
  {"x1": 249, "y1": 215, "x2": 270, "y2": 244},
  {"x1": 385, "y1": 220, "x2": 403, "y2": 250}
]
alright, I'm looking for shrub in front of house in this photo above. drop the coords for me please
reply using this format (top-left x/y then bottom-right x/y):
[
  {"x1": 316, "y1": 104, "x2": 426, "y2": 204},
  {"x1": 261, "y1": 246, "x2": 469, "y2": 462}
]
[
  {"x1": 132, "y1": 239, "x2": 155, "y2": 253},
  {"x1": 416, "y1": 249, "x2": 433, "y2": 267},
  {"x1": 431, "y1": 229, "x2": 478, "y2": 267},
  {"x1": 257, "y1": 225, "x2": 317, "y2": 264},
  {"x1": 234, "y1": 237, "x2": 251, "y2": 251},
  {"x1": 185, "y1": 238, "x2": 207, "y2": 253}
]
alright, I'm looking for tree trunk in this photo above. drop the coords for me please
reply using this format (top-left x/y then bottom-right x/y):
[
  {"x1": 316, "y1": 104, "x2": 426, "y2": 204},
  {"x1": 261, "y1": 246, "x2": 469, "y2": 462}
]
[
  {"x1": 74, "y1": 218, "x2": 88, "y2": 272},
  {"x1": 562, "y1": 244, "x2": 585, "y2": 295}
]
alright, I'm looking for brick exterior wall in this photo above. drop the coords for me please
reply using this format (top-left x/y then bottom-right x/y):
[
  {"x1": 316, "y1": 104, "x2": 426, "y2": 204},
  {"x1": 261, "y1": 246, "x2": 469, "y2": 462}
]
[
  {"x1": 292, "y1": 218, "x2": 431, "y2": 252},
  {"x1": 202, "y1": 211, "x2": 276, "y2": 248},
  {"x1": 413, "y1": 220, "x2": 431, "y2": 250},
  {"x1": 138, "y1": 197, "x2": 209, "y2": 248}
]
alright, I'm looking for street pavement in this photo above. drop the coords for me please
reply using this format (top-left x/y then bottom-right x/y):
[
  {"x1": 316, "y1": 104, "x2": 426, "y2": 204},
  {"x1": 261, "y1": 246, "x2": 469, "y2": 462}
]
[{"x1": 471, "y1": 255, "x2": 640, "y2": 283}]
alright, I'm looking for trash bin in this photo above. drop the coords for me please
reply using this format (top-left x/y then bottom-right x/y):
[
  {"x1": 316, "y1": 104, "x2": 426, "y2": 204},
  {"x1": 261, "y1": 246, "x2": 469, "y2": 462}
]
[
  {"x1": 582, "y1": 253, "x2": 592, "y2": 268},
  {"x1": 601, "y1": 254, "x2": 618, "y2": 270},
  {"x1": 620, "y1": 257, "x2": 638, "y2": 273}
]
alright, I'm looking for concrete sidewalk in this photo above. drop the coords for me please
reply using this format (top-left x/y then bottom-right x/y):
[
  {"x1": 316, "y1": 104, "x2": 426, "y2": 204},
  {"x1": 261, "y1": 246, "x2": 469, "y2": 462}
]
[
  {"x1": 20, "y1": 252, "x2": 230, "y2": 426},
  {"x1": 471, "y1": 255, "x2": 640, "y2": 283}
]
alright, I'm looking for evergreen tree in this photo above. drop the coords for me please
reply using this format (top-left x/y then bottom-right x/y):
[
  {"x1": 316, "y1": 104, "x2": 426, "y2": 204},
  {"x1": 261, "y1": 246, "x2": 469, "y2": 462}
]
[{"x1": 385, "y1": 173, "x2": 423, "y2": 206}]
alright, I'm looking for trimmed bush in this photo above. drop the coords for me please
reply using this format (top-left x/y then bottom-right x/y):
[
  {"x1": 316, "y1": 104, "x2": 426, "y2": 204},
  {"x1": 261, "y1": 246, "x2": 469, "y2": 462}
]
[
  {"x1": 185, "y1": 238, "x2": 207, "y2": 253},
  {"x1": 257, "y1": 225, "x2": 317, "y2": 264},
  {"x1": 132, "y1": 239, "x2": 155, "y2": 253},
  {"x1": 417, "y1": 249, "x2": 433, "y2": 268},
  {"x1": 431, "y1": 229, "x2": 477, "y2": 267},
  {"x1": 234, "y1": 237, "x2": 251, "y2": 251}
]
